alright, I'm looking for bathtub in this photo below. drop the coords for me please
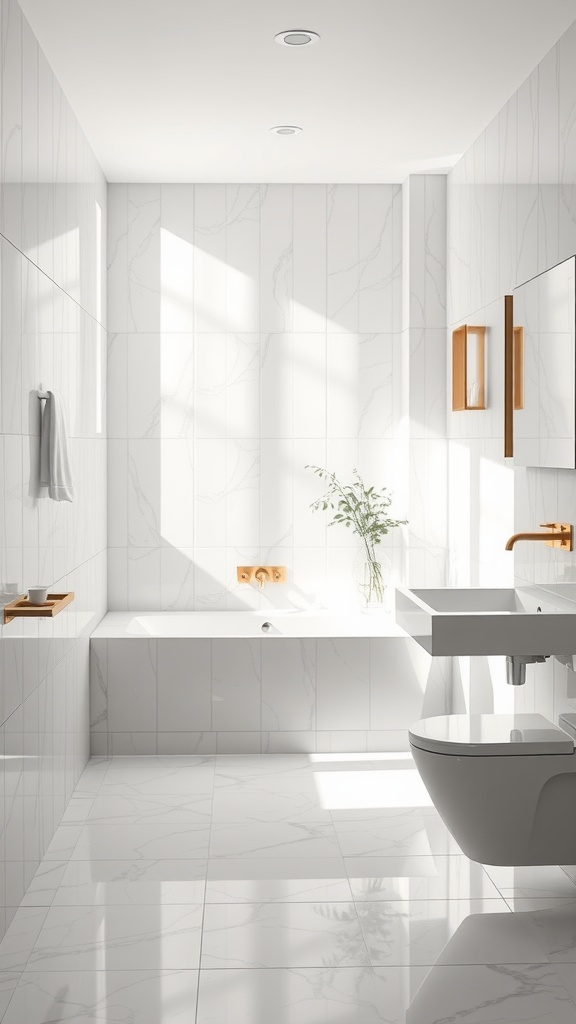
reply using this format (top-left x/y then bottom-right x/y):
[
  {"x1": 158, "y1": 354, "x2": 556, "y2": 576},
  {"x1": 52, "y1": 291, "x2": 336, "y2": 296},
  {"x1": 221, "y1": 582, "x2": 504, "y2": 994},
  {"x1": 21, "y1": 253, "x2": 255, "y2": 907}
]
[
  {"x1": 90, "y1": 611, "x2": 449, "y2": 756},
  {"x1": 91, "y1": 609, "x2": 406, "y2": 639}
]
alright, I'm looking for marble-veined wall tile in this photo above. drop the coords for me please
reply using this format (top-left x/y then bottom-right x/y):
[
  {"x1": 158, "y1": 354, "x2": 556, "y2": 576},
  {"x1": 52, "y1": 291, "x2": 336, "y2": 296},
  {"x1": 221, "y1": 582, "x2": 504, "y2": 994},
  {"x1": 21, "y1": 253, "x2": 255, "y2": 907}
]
[
  {"x1": 317, "y1": 639, "x2": 369, "y2": 730},
  {"x1": 226, "y1": 184, "x2": 261, "y2": 334},
  {"x1": 160, "y1": 546, "x2": 195, "y2": 610},
  {"x1": 359, "y1": 185, "x2": 397, "y2": 333},
  {"x1": 260, "y1": 333, "x2": 293, "y2": 439},
  {"x1": 1, "y1": 0, "x2": 22, "y2": 249},
  {"x1": 159, "y1": 334, "x2": 195, "y2": 440},
  {"x1": 261, "y1": 185, "x2": 293, "y2": 334},
  {"x1": 225, "y1": 333, "x2": 260, "y2": 439},
  {"x1": 127, "y1": 185, "x2": 160, "y2": 332},
  {"x1": 327, "y1": 184, "x2": 360, "y2": 333},
  {"x1": 157, "y1": 639, "x2": 211, "y2": 732},
  {"x1": 293, "y1": 185, "x2": 326, "y2": 332},
  {"x1": 262, "y1": 639, "x2": 316, "y2": 732},
  {"x1": 538, "y1": 46, "x2": 560, "y2": 274},
  {"x1": 160, "y1": 184, "x2": 194, "y2": 332},
  {"x1": 212, "y1": 639, "x2": 261, "y2": 731},
  {"x1": 21, "y1": 16, "x2": 38, "y2": 268},
  {"x1": 127, "y1": 334, "x2": 160, "y2": 439},
  {"x1": 127, "y1": 547, "x2": 160, "y2": 609},
  {"x1": 107, "y1": 185, "x2": 128, "y2": 332},
  {"x1": 194, "y1": 184, "x2": 227, "y2": 333},
  {"x1": 558, "y1": 22, "x2": 576, "y2": 260},
  {"x1": 293, "y1": 334, "x2": 326, "y2": 439},
  {"x1": 225, "y1": 438, "x2": 260, "y2": 549},
  {"x1": 424, "y1": 176, "x2": 447, "y2": 328},
  {"x1": 107, "y1": 638, "x2": 157, "y2": 733},
  {"x1": 159, "y1": 439, "x2": 195, "y2": 549},
  {"x1": 194, "y1": 439, "x2": 227, "y2": 548}
]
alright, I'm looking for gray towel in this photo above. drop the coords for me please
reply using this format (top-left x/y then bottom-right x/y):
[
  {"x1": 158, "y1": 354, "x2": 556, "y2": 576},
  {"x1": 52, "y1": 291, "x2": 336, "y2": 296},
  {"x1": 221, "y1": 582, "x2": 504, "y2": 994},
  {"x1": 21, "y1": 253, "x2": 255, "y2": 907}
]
[{"x1": 39, "y1": 391, "x2": 75, "y2": 502}]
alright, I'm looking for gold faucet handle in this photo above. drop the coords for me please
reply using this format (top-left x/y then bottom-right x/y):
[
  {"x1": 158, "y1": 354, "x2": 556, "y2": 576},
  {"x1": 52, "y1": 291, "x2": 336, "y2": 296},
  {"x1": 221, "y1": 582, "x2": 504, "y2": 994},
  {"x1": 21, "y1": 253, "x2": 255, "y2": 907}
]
[{"x1": 540, "y1": 522, "x2": 561, "y2": 529}]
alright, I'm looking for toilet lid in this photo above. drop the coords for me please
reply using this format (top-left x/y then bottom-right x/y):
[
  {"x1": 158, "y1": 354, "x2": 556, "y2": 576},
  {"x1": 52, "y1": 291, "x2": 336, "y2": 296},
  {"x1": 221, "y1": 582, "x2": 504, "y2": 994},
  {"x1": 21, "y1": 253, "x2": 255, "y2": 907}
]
[{"x1": 409, "y1": 714, "x2": 575, "y2": 756}]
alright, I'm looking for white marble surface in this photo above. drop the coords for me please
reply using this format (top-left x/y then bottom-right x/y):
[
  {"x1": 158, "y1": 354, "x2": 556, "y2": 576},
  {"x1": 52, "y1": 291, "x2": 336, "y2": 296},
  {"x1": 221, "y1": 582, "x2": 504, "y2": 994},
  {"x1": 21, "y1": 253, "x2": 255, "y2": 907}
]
[
  {"x1": 1, "y1": 753, "x2": 576, "y2": 1022},
  {"x1": 106, "y1": 183, "x2": 406, "y2": 613},
  {"x1": 446, "y1": 15, "x2": 576, "y2": 731},
  {"x1": 0, "y1": 0, "x2": 107, "y2": 955},
  {"x1": 90, "y1": 634, "x2": 450, "y2": 754}
]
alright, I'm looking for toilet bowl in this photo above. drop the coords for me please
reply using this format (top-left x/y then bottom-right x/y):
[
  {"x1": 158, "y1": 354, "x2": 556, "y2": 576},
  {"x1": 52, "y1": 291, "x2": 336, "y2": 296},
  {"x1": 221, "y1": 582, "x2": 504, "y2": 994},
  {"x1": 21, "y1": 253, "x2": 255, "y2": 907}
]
[{"x1": 409, "y1": 713, "x2": 576, "y2": 865}]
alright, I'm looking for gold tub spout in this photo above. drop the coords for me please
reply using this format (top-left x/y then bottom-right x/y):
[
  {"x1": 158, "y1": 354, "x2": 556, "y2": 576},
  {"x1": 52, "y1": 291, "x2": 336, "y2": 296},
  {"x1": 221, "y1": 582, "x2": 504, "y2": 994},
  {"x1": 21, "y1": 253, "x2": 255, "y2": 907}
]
[{"x1": 505, "y1": 523, "x2": 573, "y2": 551}]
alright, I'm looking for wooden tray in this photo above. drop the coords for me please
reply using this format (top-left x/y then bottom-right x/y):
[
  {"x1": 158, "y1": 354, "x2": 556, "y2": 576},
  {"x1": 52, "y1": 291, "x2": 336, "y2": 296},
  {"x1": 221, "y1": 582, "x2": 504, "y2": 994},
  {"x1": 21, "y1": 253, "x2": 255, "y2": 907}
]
[{"x1": 3, "y1": 592, "x2": 74, "y2": 625}]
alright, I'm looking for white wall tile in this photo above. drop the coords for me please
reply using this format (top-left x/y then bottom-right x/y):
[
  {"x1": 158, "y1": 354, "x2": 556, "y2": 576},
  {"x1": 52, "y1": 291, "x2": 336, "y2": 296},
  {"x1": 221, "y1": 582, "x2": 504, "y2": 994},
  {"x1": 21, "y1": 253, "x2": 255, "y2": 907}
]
[
  {"x1": 107, "y1": 185, "x2": 404, "y2": 611},
  {"x1": 0, "y1": 0, "x2": 106, "y2": 946},
  {"x1": 157, "y1": 639, "x2": 211, "y2": 732},
  {"x1": 261, "y1": 639, "x2": 316, "y2": 732},
  {"x1": 211, "y1": 640, "x2": 261, "y2": 731},
  {"x1": 106, "y1": 639, "x2": 157, "y2": 732},
  {"x1": 316, "y1": 639, "x2": 370, "y2": 730}
]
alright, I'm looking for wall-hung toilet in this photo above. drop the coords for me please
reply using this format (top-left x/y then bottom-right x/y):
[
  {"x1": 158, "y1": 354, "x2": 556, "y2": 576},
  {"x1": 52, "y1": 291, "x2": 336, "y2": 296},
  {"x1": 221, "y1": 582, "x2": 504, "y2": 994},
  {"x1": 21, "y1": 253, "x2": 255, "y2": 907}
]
[{"x1": 409, "y1": 713, "x2": 576, "y2": 866}]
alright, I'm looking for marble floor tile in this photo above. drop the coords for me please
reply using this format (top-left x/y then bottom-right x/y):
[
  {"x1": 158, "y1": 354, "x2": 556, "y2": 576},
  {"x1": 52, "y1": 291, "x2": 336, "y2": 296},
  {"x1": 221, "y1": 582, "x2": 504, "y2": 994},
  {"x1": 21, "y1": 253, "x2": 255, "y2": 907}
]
[
  {"x1": 71, "y1": 823, "x2": 210, "y2": 860},
  {"x1": 21, "y1": 862, "x2": 68, "y2": 907},
  {"x1": 201, "y1": 902, "x2": 370, "y2": 969},
  {"x1": 506, "y1": 898, "x2": 576, "y2": 962},
  {"x1": 29, "y1": 904, "x2": 203, "y2": 971},
  {"x1": 43, "y1": 825, "x2": 83, "y2": 860},
  {"x1": 346, "y1": 854, "x2": 501, "y2": 901},
  {"x1": 209, "y1": 822, "x2": 340, "y2": 860},
  {"x1": 2, "y1": 969, "x2": 200, "y2": 1024},
  {"x1": 100, "y1": 765, "x2": 215, "y2": 796},
  {"x1": 0, "y1": 907, "x2": 48, "y2": 970},
  {"x1": 72, "y1": 773, "x2": 108, "y2": 797},
  {"x1": 196, "y1": 966, "x2": 428, "y2": 1024},
  {"x1": 196, "y1": 963, "x2": 576, "y2": 1024},
  {"x1": 7, "y1": 754, "x2": 576, "y2": 1023},
  {"x1": 109, "y1": 755, "x2": 214, "y2": 767},
  {"x1": 403, "y1": 962, "x2": 576, "y2": 1023},
  {"x1": 61, "y1": 798, "x2": 96, "y2": 824},
  {"x1": 333, "y1": 810, "x2": 462, "y2": 858},
  {"x1": 0, "y1": 973, "x2": 21, "y2": 1022},
  {"x1": 215, "y1": 754, "x2": 314, "y2": 774},
  {"x1": 53, "y1": 860, "x2": 207, "y2": 905},
  {"x1": 355, "y1": 898, "x2": 550, "y2": 967},
  {"x1": 206, "y1": 857, "x2": 352, "y2": 903},
  {"x1": 86, "y1": 794, "x2": 212, "y2": 825},
  {"x1": 486, "y1": 865, "x2": 576, "y2": 899},
  {"x1": 211, "y1": 781, "x2": 331, "y2": 823}
]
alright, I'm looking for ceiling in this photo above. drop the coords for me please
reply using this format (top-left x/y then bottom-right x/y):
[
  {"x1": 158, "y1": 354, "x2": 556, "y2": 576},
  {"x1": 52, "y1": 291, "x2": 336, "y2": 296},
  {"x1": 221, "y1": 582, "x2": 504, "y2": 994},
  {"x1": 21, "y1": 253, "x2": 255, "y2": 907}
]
[{"x1": 19, "y1": 0, "x2": 576, "y2": 183}]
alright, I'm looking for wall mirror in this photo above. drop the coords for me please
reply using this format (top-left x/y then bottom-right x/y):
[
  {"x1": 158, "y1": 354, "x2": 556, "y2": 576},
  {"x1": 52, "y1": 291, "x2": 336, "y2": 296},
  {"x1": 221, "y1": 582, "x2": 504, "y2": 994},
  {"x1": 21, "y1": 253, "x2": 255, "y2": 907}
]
[{"x1": 512, "y1": 255, "x2": 576, "y2": 468}]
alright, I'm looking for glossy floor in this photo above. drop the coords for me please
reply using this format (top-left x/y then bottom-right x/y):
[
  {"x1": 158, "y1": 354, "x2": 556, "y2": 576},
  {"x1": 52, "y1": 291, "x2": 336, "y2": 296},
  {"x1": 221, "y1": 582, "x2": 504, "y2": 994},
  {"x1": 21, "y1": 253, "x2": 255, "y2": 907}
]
[{"x1": 2, "y1": 753, "x2": 576, "y2": 1021}]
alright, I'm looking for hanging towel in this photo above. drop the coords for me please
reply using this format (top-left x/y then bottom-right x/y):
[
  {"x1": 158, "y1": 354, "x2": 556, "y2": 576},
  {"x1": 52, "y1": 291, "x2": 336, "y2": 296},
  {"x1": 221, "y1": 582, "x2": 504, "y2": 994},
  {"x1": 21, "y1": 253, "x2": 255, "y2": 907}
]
[{"x1": 39, "y1": 391, "x2": 75, "y2": 502}]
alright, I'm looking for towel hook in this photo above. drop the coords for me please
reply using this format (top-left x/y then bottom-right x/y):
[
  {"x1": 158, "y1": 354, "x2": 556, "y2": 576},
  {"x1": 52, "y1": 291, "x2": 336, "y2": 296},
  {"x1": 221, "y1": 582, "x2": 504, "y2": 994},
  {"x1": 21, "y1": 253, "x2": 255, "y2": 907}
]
[{"x1": 37, "y1": 383, "x2": 49, "y2": 400}]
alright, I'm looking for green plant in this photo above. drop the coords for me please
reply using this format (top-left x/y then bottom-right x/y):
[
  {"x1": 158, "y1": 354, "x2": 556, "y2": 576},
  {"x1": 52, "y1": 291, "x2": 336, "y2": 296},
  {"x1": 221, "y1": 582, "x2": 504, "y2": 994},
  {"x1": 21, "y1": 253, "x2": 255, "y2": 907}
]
[{"x1": 306, "y1": 465, "x2": 406, "y2": 604}]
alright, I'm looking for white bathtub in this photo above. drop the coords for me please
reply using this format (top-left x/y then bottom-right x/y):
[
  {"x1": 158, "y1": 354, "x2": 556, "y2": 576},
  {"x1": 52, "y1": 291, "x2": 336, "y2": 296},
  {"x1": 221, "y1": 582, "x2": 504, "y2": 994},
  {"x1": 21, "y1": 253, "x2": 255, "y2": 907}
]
[
  {"x1": 92, "y1": 609, "x2": 405, "y2": 639},
  {"x1": 89, "y1": 609, "x2": 444, "y2": 757}
]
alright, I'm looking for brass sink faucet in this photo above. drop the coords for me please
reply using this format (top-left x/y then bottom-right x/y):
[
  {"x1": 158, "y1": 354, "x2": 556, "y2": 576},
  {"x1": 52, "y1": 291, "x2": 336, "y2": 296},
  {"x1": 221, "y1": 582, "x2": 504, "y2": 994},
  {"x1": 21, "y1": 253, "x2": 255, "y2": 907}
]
[{"x1": 505, "y1": 522, "x2": 573, "y2": 551}]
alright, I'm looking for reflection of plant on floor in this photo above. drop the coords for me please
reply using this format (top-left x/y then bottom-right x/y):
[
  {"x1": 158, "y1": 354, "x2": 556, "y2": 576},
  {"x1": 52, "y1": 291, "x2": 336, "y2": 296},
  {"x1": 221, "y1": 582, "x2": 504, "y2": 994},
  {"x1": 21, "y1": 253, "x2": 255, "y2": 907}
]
[
  {"x1": 312, "y1": 902, "x2": 372, "y2": 966},
  {"x1": 354, "y1": 900, "x2": 403, "y2": 961},
  {"x1": 307, "y1": 466, "x2": 406, "y2": 605}
]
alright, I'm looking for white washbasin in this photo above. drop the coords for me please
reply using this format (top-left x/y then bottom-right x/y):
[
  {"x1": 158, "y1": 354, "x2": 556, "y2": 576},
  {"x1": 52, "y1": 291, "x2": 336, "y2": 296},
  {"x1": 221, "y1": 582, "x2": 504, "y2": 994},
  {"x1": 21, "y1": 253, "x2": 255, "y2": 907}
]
[{"x1": 395, "y1": 585, "x2": 576, "y2": 655}]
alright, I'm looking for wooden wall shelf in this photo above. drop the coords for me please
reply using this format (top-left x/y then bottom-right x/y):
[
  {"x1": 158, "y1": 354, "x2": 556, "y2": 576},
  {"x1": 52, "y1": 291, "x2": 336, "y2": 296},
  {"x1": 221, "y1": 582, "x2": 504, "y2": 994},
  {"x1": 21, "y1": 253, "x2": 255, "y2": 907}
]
[{"x1": 3, "y1": 592, "x2": 74, "y2": 625}]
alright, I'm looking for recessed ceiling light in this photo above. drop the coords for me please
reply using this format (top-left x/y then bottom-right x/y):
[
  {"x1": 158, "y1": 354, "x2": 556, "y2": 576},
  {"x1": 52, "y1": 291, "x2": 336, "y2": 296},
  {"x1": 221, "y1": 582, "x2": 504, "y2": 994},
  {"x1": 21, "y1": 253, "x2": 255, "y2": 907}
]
[
  {"x1": 269, "y1": 125, "x2": 303, "y2": 136},
  {"x1": 274, "y1": 29, "x2": 320, "y2": 47}
]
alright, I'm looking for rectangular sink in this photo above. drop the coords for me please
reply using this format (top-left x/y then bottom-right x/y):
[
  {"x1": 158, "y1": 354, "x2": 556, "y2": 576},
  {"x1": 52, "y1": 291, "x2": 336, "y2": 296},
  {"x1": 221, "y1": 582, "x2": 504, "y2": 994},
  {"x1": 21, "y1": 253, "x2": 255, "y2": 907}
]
[{"x1": 395, "y1": 585, "x2": 576, "y2": 656}]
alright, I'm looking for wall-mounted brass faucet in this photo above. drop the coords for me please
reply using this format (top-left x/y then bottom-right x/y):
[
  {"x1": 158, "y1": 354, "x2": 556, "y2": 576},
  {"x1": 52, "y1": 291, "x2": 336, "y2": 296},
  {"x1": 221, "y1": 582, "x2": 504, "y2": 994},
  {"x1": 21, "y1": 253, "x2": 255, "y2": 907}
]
[
  {"x1": 237, "y1": 566, "x2": 287, "y2": 589},
  {"x1": 505, "y1": 523, "x2": 573, "y2": 551}
]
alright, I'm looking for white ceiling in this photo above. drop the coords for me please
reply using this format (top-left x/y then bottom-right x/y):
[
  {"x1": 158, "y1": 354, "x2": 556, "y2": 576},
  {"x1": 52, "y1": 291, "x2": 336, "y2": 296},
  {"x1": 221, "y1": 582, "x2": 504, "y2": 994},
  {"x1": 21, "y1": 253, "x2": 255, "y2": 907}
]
[{"x1": 19, "y1": 0, "x2": 576, "y2": 183}]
